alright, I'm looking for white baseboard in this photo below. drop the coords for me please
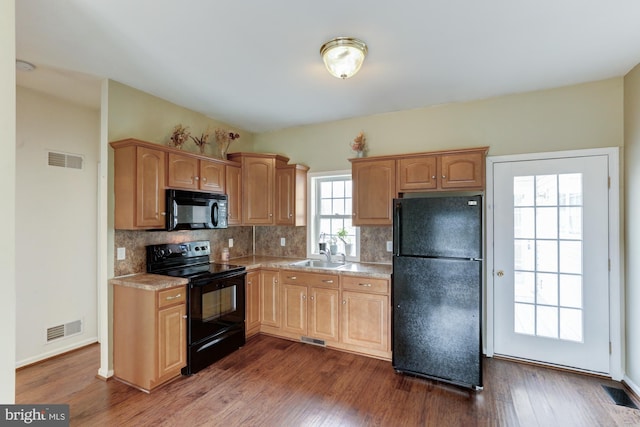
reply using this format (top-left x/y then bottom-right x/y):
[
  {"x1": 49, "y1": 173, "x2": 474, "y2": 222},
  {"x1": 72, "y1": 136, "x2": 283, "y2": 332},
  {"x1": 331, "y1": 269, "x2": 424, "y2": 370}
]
[
  {"x1": 624, "y1": 375, "x2": 640, "y2": 399},
  {"x1": 16, "y1": 337, "x2": 98, "y2": 368}
]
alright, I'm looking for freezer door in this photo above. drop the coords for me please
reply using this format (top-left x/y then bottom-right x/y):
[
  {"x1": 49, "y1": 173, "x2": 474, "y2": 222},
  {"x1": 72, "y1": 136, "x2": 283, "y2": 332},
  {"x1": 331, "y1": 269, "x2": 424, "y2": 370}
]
[
  {"x1": 392, "y1": 256, "x2": 482, "y2": 389},
  {"x1": 394, "y1": 196, "x2": 482, "y2": 259}
]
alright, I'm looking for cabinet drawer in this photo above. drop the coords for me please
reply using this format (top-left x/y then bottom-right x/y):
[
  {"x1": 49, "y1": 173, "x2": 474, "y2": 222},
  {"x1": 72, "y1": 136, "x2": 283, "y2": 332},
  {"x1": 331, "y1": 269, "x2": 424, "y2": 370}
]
[
  {"x1": 341, "y1": 276, "x2": 389, "y2": 294},
  {"x1": 158, "y1": 286, "x2": 186, "y2": 308},
  {"x1": 281, "y1": 271, "x2": 339, "y2": 288}
]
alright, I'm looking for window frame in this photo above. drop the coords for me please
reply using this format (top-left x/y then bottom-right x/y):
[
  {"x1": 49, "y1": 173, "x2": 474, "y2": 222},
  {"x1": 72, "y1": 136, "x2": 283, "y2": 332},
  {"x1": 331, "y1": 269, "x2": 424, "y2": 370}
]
[{"x1": 307, "y1": 170, "x2": 360, "y2": 261}]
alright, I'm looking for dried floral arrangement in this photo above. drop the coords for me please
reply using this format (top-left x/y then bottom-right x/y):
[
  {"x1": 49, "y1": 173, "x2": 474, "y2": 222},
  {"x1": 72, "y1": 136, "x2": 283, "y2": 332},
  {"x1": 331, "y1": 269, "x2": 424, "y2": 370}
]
[
  {"x1": 190, "y1": 127, "x2": 212, "y2": 153},
  {"x1": 351, "y1": 131, "x2": 366, "y2": 152},
  {"x1": 169, "y1": 124, "x2": 191, "y2": 149},
  {"x1": 215, "y1": 128, "x2": 241, "y2": 158}
]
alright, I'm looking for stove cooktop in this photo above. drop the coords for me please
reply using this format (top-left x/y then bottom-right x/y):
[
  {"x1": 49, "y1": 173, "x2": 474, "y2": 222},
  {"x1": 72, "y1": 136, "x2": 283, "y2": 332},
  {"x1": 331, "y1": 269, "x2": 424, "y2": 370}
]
[{"x1": 161, "y1": 262, "x2": 245, "y2": 279}]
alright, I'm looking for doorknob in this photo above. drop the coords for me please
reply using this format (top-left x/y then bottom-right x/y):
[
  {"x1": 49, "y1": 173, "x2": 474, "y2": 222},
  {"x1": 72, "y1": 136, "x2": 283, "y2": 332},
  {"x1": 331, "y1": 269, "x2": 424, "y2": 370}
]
[{"x1": 496, "y1": 270, "x2": 504, "y2": 277}]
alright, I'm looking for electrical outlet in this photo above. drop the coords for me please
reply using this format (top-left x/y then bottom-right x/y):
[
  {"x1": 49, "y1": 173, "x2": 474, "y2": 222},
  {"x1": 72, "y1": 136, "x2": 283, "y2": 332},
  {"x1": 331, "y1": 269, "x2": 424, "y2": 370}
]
[
  {"x1": 386, "y1": 241, "x2": 393, "y2": 252},
  {"x1": 117, "y1": 247, "x2": 126, "y2": 260},
  {"x1": 228, "y1": 238, "x2": 234, "y2": 248},
  {"x1": 280, "y1": 237, "x2": 286, "y2": 246}
]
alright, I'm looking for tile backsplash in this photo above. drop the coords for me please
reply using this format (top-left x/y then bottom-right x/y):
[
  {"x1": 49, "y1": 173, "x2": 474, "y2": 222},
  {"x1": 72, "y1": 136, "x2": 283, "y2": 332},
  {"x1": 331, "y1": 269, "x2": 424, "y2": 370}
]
[{"x1": 114, "y1": 225, "x2": 392, "y2": 277}]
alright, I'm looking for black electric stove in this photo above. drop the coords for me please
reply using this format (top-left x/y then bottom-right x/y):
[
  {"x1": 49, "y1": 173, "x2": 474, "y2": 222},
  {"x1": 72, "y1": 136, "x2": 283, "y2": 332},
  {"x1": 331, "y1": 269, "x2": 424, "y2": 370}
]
[{"x1": 146, "y1": 241, "x2": 247, "y2": 374}]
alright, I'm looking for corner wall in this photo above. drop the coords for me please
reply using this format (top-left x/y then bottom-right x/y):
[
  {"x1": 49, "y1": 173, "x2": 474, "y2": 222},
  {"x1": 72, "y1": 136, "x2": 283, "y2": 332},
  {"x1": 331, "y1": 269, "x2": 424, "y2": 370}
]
[
  {"x1": 0, "y1": 0, "x2": 16, "y2": 404},
  {"x1": 624, "y1": 64, "x2": 640, "y2": 394}
]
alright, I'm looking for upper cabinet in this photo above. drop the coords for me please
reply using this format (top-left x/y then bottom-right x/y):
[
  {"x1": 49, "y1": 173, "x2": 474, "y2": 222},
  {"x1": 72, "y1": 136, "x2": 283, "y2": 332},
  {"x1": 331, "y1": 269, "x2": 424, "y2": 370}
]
[
  {"x1": 225, "y1": 162, "x2": 243, "y2": 226},
  {"x1": 228, "y1": 153, "x2": 308, "y2": 226},
  {"x1": 276, "y1": 164, "x2": 309, "y2": 226},
  {"x1": 112, "y1": 140, "x2": 167, "y2": 230},
  {"x1": 167, "y1": 153, "x2": 225, "y2": 193},
  {"x1": 351, "y1": 147, "x2": 488, "y2": 226},
  {"x1": 351, "y1": 159, "x2": 396, "y2": 226}
]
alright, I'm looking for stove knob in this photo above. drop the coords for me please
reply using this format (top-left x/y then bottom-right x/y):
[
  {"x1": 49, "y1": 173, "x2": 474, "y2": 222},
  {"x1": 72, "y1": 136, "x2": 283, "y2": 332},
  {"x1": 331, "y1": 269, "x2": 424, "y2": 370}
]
[{"x1": 195, "y1": 246, "x2": 200, "y2": 251}]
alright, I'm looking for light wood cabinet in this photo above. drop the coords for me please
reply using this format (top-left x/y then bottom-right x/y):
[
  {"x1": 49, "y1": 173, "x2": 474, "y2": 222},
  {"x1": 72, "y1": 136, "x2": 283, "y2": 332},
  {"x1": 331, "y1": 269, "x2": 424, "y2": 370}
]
[
  {"x1": 246, "y1": 270, "x2": 261, "y2": 338},
  {"x1": 167, "y1": 153, "x2": 225, "y2": 193},
  {"x1": 112, "y1": 140, "x2": 167, "y2": 230},
  {"x1": 228, "y1": 153, "x2": 277, "y2": 225},
  {"x1": 113, "y1": 284, "x2": 186, "y2": 392},
  {"x1": 280, "y1": 271, "x2": 340, "y2": 343},
  {"x1": 225, "y1": 162, "x2": 242, "y2": 226},
  {"x1": 276, "y1": 164, "x2": 309, "y2": 226},
  {"x1": 397, "y1": 149, "x2": 486, "y2": 192},
  {"x1": 260, "y1": 269, "x2": 281, "y2": 331},
  {"x1": 339, "y1": 276, "x2": 390, "y2": 357},
  {"x1": 351, "y1": 159, "x2": 396, "y2": 226}
]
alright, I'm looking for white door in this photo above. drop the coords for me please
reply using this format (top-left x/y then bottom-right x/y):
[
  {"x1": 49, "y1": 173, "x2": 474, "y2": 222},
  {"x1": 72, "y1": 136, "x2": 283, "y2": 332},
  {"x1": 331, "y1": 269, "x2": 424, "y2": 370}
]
[{"x1": 492, "y1": 155, "x2": 610, "y2": 373}]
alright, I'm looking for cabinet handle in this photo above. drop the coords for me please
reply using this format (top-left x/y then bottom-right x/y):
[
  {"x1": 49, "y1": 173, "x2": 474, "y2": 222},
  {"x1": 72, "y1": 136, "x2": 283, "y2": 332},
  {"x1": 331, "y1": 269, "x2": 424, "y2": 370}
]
[
  {"x1": 431, "y1": 176, "x2": 436, "y2": 179},
  {"x1": 322, "y1": 279, "x2": 334, "y2": 284},
  {"x1": 202, "y1": 177, "x2": 207, "y2": 182},
  {"x1": 289, "y1": 213, "x2": 293, "y2": 218},
  {"x1": 160, "y1": 212, "x2": 167, "y2": 216},
  {"x1": 302, "y1": 295, "x2": 306, "y2": 300},
  {"x1": 352, "y1": 213, "x2": 356, "y2": 216},
  {"x1": 342, "y1": 300, "x2": 346, "y2": 305},
  {"x1": 195, "y1": 176, "x2": 199, "y2": 181},
  {"x1": 310, "y1": 296, "x2": 314, "y2": 301},
  {"x1": 359, "y1": 283, "x2": 372, "y2": 287},
  {"x1": 269, "y1": 213, "x2": 273, "y2": 217},
  {"x1": 182, "y1": 315, "x2": 187, "y2": 319},
  {"x1": 442, "y1": 175, "x2": 446, "y2": 179},
  {"x1": 166, "y1": 293, "x2": 182, "y2": 300},
  {"x1": 287, "y1": 276, "x2": 297, "y2": 280}
]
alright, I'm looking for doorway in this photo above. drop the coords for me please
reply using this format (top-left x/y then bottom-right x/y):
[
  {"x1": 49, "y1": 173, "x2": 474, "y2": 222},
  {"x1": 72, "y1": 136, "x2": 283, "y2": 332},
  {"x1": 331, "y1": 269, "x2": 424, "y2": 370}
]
[{"x1": 486, "y1": 148, "x2": 621, "y2": 378}]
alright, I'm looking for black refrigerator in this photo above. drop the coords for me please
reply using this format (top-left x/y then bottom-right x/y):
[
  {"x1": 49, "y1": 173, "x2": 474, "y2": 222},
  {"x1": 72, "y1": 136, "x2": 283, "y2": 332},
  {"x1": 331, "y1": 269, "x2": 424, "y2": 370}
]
[{"x1": 392, "y1": 195, "x2": 483, "y2": 390}]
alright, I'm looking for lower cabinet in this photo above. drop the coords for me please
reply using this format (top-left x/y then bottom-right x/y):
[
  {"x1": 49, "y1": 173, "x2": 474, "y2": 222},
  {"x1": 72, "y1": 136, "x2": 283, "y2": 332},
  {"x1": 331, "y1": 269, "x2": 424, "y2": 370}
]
[
  {"x1": 259, "y1": 269, "x2": 281, "y2": 333},
  {"x1": 113, "y1": 284, "x2": 186, "y2": 392},
  {"x1": 338, "y1": 275, "x2": 391, "y2": 359},
  {"x1": 246, "y1": 270, "x2": 261, "y2": 338},
  {"x1": 280, "y1": 271, "x2": 340, "y2": 343}
]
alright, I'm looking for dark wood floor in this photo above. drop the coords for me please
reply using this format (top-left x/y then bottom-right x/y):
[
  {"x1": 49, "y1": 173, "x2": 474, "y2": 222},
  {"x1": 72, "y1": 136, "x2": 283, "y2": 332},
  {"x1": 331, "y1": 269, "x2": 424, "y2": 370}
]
[{"x1": 16, "y1": 335, "x2": 640, "y2": 426}]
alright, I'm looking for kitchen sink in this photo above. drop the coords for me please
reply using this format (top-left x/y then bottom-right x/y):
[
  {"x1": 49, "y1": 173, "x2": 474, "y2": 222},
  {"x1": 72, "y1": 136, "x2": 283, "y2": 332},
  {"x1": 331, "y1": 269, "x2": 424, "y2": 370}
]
[{"x1": 289, "y1": 259, "x2": 351, "y2": 269}]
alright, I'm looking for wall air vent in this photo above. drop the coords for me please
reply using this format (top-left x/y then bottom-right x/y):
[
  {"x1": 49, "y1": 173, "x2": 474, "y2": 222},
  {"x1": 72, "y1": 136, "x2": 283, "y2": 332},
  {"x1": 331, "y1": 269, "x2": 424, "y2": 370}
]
[
  {"x1": 46, "y1": 319, "x2": 83, "y2": 343},
  {"x1": 47, "y1": 151, "x2": 83, "y2": 170}
]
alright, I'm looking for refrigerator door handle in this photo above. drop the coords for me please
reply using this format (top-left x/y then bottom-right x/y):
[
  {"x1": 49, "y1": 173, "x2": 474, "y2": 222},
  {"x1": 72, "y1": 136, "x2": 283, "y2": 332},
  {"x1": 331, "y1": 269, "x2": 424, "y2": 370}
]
[{"x1": 394, "y1": 201, "x2": 402, "y2": 256}]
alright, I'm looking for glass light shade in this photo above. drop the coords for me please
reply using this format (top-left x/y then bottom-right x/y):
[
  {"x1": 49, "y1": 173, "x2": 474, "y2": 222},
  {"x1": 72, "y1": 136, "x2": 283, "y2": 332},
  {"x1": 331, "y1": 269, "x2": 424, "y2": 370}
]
[{"x1": 320, "y1": 37, "x2": 368, "y2": 79}]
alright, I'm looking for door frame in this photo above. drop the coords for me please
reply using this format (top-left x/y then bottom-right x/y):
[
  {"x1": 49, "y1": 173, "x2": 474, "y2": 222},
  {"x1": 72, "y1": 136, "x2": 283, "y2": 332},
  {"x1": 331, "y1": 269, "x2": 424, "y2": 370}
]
[{"x1": 485, "y1": 147, "x2": 622, "y2": 380}]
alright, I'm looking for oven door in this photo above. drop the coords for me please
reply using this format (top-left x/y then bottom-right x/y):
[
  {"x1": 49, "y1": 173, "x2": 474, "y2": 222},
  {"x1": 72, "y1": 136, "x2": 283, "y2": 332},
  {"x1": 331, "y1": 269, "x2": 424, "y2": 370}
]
[{"x1": 188, "y1": 273, "x2": 246, "y2": 345}]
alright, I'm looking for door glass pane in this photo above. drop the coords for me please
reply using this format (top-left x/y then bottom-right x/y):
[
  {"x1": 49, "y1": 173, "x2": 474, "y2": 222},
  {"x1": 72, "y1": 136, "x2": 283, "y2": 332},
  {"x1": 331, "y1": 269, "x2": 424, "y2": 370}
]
[
  {"x1": 515, "y1": 303, "x2": 535, "y2": 335},
  {"x1": 512, "y1": 173, "x2": 584, "y2": 342},
  {"x1": 514, "y1": 208, "x2": 535, "y2": 238}
]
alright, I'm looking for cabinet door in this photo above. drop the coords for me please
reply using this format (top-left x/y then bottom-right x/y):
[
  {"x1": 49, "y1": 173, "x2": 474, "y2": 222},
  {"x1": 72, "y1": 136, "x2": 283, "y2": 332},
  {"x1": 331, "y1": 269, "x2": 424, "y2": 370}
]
[
  {"x1": 157, "y1": 303, "x2": 186, "y2": 379},
  {"x1": 225, "y1": 163, "x2": 242, "y2": 226},
  {"x1": 167, "y1": 153, "x2": 198, "y2": 190},
  {"x1": 199, "y1": 159, "x2": 225, "y2": 193},
  {"x1": 275, "y1": 167, "x2": 295, "y2": 225},
  {"x1": 136, "y1": 147, "x2": 166, "y2": 228},
  {"x1": 341, "y1": 291, "x2": 389, "y2": 352},
  {"x1": 246, "y1": 271, "x2": 261, "y2": 337},
  {"x1": 439, "y1": 151, "x2": 485, "y2": 190},
  {"x1": 260, "y1": 269, "x2": 280, "y2": 328},
  {"x1": 309, "y1": 287, "x2": 339, "y2": 342},
  {"x1": 352, "y1": 159, "x2": 396, "y2": 225},
  {"x1": 243, "y1": 157, "x2": 275, "y2": 224},
  {"x1": 397, "y1": 156, "x2": 438, "y2": 191},
  {"x1": 281, "y1": 283, "x2": 307, "y2": 335}
]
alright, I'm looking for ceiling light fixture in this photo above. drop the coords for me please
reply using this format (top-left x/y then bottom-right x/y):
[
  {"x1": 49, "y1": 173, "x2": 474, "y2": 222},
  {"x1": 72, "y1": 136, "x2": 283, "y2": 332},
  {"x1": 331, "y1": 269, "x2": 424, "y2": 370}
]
[
  {"x1": 320, "y1": 37, "x2": 368, "y2": 79},
  {"x1": 16, "y1": 60, "x2": 36, "y2": 72}
]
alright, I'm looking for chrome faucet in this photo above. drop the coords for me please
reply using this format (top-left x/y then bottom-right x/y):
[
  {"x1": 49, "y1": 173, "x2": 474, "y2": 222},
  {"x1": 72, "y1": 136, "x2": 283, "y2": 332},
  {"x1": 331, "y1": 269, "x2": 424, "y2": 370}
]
[
  {"x1": 337, "y1": 253, "x2": 346, "y2": 264},
  {"x1": 320, "y1": 249, "x2": 332, "y2": 262}
]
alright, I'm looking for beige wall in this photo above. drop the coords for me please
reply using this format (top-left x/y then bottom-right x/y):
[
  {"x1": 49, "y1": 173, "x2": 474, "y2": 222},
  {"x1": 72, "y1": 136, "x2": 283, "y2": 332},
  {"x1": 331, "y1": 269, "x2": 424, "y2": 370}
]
[
  {"x1": 0, "y1": 0, "x2": 16, "y2": 404},
  {"x1": 254, "y1": 78, "x2": 623, "y2": 171},
  {"x1": 624, "y1": 64, "x2": 640, "y2": 391},
  {"x1": 15, "y1": 87, "x2": 100, "y2": 366},
  {"x1": 107, "y1": 80, "x2": 255, "y2": 155}
]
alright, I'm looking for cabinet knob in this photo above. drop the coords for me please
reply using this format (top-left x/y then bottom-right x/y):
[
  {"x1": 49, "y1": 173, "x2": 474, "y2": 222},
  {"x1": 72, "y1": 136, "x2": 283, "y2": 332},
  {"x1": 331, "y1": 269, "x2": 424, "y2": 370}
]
[
  {"x1": 442, "y1": 175, "x2": 446, "y2": 179},
  {"x1": 289, "y1": 213, "x2": 293, "y2": 218},
  {"x1": 182, "y1": 315, "x2": 188, "y2": 319},
  {"x1": 160, "y1": 212, "x2": 167, "y2": 216},
  {"x1": 310, "y1": 296, "x2": 314, "y2": 301},
  {"x1": 431, "y1": 176, "x2": 436, "y2": 179},
  {"x1": 195, "y1": 176, "x2": 199, "y2": 181},
  {"x1": 302, "y1": 295, "x2": 306, "y2": 300},
  {"x1": 202, "y1": 177, "x2": 207, "y2": 182},
  {"x1": 342, "y1": 300, "x2": 346, "y2": 305}
]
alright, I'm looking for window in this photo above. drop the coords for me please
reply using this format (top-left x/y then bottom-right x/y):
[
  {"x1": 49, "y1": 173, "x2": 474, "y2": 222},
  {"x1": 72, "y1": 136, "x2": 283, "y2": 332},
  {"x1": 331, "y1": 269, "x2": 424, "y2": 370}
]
[{"x1": 308, "y1": 171, "x2": 359, "y2": 260}]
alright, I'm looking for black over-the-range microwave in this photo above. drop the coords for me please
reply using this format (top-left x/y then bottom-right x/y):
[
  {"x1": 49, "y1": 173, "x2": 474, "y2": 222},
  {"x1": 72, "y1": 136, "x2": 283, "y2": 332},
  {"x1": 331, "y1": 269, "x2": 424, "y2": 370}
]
[{"x1": 166, "y1": 189, "x2": 228, "y2": 231}]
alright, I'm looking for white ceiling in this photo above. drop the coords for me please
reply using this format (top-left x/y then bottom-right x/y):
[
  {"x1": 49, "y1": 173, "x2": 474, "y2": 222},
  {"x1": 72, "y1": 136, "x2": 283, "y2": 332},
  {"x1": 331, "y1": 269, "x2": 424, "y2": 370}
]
[{"x1": 15, "y1": 0, "x2": 640, "y2": 133}]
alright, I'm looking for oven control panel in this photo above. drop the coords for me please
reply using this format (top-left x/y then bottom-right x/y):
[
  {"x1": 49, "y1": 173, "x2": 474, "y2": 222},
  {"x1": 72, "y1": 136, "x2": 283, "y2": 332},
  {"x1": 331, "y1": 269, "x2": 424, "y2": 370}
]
[{"x1": 147, "y1": 240, "x2": 211, "y2": 265}]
